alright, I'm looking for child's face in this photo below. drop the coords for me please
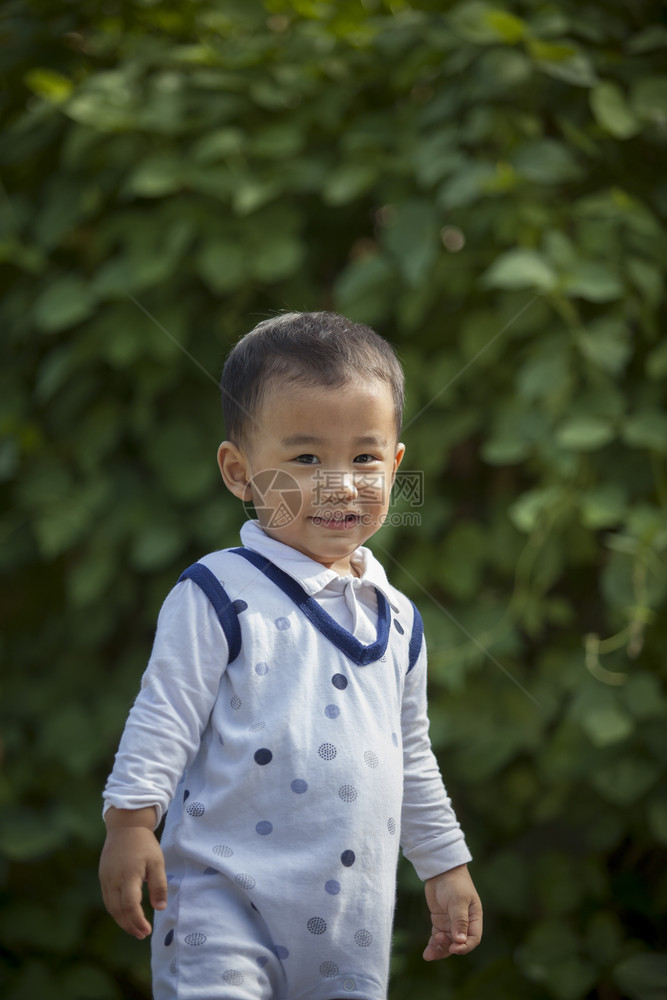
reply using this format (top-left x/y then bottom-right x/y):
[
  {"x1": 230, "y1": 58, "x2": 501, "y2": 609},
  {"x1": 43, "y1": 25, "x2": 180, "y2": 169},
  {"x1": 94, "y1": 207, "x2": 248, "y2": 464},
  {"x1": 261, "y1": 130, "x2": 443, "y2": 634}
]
[{"x1": 218, "y1": 379, "x2": 405, "y2": 575}]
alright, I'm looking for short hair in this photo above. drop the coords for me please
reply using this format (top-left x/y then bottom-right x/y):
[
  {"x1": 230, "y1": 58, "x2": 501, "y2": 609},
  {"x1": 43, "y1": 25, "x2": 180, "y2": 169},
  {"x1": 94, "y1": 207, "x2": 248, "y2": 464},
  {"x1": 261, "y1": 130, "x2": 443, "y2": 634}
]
[{"x1": 220, "y1": 311, "x2": 405, "y2": 447}]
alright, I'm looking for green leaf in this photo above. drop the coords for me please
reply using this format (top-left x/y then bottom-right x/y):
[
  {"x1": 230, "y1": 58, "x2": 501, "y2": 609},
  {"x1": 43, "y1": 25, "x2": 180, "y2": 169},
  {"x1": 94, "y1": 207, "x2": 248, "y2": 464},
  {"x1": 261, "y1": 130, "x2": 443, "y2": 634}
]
[
  {"x1": 0, "y1": 809, "x2": 64, "y2": 861},
  {"x1": 632, "y1": 75, "x2": 667, "y2": 123},
  {"x1": 147, "y1": 421, "x2": 218, "y2": 502},
  {"x1": 580, "y1": 483, "x2": 627, "y2": 529},
  {"x1": 529, "y1": 39, "x2": 597, "y2": 87},
  {"x1": 556, "y1": 415, "x2": 615, "y2": 450},
  {"x1": 191, "y1": 127, "x2": 245, "y2": 161},
  {"x1": 126, "y1": 154, "x2": 185, "y2": 197},
  {"x1": 614, "y1": 954, "x2": 667, "y2": 1000},
  {"x1": 334, "y1": 254, "x2": 396, "y2": 325},
  {"x1": 512, "y1": 139, "x2": 582, "y2": 184},
  {"x1": 233, "y1": 176, "x2": 282, "y2": 214},
  {"x1": 627, "y1": 257, "x2": 663, "y2": 306},
  {"x1": 449, "y1": 2, "x2": 526, "y2": 45},
  {"x1": 250, "y1": 122, "x2": 304, "y2": 158},
  {"x1": 382, "y1": 199, "x2": 440, "y2": 287},
  {"x1": 516, "y1": 920, "x2": 597, "y2": 1000},
  {"x1": 65, "y1": 70, "x2": 141, "y2": 130},
  {"x1": 561, "y1": 263, "x2": 624, "y2": 302},
  {"x1": 484, "y1": 9, "x2": 527, "y2": 44},
  {"x1": 322, "y1": 163, "x2": 377, "y2": 205},
  {"x1": 197, "y1": 239, "x2": 248, "y2": 292},
  {"x1": 646, "y1": 339, "x2": 667, "y2": 379},
  {"x1": 33, "y1": 275, "x2": 96, "y2": 333},
  {"x1": 248, "y1": 230, "x2": 305, "y2": 282},
  {"x1": 130, "y1": 516, "x2": 186, "y2": 571},
  {"x1": 437, "y1": 161, "x2": 497, "y2": 209},
  {"x1": 647, "y1": 798, "x2": 667, "y2": 846},
  {"x1": 483, "y1": 248, "x2": 557, "y2": 292},
  {"x1": 439, "y1": 521, "x2": 487, "y2": 600},
  {"x1": 24, "y1": 68, "x2": 73, "y2": 103},
  {"x1": 591, "y1": 757, "x2": 660, "y2": 805},
  {"x1": 590, "y1": 81, "x2": 641, "y2": 139},
  {"x1": 577, "y1": 317, "x2": 632, "y2": 374},
  {"x1": 516, "y1": 337, "x2": 571, "y2": 400},
  {"x1": 509, "y1": 486, "x2": 564, "y2": 533},
  {"x1": 580, "y1": 701, "x2": 634, "y2": 748},
  {"x1": 622, "y1": 411, "x2": 667, "y2": 453}
]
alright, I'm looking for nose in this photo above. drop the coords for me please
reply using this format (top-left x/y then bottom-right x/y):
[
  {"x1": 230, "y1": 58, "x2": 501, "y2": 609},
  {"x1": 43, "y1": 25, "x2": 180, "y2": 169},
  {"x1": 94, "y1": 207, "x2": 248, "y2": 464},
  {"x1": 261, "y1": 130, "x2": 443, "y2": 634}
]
[
  {"x1": 316, "y1": 471, "x2": 358, "y2": 503},
  {"x1": 339, "y1": 474, "x2": 358, "y2": 500}
]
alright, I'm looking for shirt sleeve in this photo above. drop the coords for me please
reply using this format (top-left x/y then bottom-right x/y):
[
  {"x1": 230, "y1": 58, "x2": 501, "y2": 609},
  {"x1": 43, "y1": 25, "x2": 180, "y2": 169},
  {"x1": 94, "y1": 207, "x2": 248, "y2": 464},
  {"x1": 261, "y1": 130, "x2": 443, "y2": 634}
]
[
  {"x1": 102, "y1": 578, "x2": 229, "y2": 826},
  {"x1": 399, "y1": 632, "x2": 472, "y2": 880}
]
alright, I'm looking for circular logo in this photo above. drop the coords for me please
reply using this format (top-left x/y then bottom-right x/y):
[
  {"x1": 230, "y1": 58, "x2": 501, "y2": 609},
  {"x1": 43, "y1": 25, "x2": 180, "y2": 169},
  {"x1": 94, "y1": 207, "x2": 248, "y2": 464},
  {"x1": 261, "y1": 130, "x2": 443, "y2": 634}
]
[{"x1": 243, "y1": 468, "x2": 302, "y2": 528}]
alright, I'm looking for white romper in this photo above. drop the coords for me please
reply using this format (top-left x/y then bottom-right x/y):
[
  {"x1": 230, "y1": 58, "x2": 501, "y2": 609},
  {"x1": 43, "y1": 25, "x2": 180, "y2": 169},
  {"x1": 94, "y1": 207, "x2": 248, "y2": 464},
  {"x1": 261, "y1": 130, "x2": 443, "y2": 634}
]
[{"x1": 104, "y1": 522, "x2": 472, "y2": 1000}]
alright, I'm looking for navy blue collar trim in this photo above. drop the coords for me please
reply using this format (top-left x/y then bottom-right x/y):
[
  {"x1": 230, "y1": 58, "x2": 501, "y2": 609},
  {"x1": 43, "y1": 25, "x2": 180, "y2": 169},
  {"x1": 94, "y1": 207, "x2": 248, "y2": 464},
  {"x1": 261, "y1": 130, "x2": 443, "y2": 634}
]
[{"x1": 230, "y1": 547, "x2": 390, "y2": 666}]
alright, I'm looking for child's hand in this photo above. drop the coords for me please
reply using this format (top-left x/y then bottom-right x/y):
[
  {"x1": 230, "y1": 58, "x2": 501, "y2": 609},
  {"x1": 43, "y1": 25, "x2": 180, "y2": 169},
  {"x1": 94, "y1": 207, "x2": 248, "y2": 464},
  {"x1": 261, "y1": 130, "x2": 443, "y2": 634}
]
[
  {"x1": 99, "y1": 807, "x2": 167, "y2": 940},
  {"x1": 422, "y1": 863, "x2": 483, "y2": 960}
]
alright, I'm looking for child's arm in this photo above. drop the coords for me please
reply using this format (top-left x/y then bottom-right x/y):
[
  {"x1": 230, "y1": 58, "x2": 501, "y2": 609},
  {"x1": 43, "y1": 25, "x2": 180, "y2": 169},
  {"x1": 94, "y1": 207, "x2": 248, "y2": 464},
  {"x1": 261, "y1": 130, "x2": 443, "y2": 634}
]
[
  {"x1": 398, "y1": 619, "x2": 482, "y2": 958},
  {"x1": 422, "y1": 863, "x2": 483, "y2": 960},
  {"x1": 101, "y1": 573, "x2": 230, "y2": 937},
  {"x1": 99, "y1": 806, "x2": 168, "y2": 940}
]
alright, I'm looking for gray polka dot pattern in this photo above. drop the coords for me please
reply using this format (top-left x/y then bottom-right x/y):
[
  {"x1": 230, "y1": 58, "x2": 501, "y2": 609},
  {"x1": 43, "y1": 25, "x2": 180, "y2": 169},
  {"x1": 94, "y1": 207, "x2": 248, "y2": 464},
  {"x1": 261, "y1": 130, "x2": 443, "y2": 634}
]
[
  {"x1": 318, "y1": 742, "x2": 337, "y2": 761},
  {"x1": 355, "y1": 929, "x2": 373, "y2": 947},
  {"x1": 320, "y1": 961, "x2": 339, "y2": 978},
  {"x1": 363, "y1": 750, "x2": 379, "y2": 768},
  {"x1": 212, "y1": 844, "x2": 233, "y2": 857},
  {"x1": 186, "y1": 801, "x2": 205, "y2": 817},
  {"x1": 185, "y1": 932, "x2": 207, "y2": 946},
  {"x1": 387, "y1": 817, "x2": 397, "y2": 835},
  {"x1": 338, "y1": 785, "x2": 358, "y2": 802},
  {"x1": 307, "y1": 916, "x2": 327, "y2": 934},
  {"x1": 223, "y1": 969, "x2": 244, "y2": 985},
  {"x1": 234, "y1": 873, "x2": 256, "y2": 890}
]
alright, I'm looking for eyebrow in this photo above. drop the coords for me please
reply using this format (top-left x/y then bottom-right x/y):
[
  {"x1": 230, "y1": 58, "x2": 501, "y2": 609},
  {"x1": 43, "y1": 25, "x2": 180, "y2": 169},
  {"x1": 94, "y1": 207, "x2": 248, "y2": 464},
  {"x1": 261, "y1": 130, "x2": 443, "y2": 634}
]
[{"x1": 281, "y1": 434, "x2": 389, "y2": 447}]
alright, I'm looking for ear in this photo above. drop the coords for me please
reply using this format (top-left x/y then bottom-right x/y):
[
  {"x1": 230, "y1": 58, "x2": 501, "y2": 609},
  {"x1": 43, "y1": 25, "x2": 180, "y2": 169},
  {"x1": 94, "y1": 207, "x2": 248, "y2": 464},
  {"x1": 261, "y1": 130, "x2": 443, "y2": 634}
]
[
  {"x1": 217, "y1": 441, "x2": 252, "y2": 501},
  {"x1": 391, "y1": 442, "x2": 406, "y2": 486}
]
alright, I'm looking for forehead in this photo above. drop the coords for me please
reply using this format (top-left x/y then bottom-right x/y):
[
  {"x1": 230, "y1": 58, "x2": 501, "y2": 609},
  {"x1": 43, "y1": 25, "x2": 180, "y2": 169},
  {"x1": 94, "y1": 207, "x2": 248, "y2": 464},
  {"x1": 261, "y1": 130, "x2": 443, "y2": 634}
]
[{"x1": 257, "y1": 378, "x2": 396, "y2": 443}]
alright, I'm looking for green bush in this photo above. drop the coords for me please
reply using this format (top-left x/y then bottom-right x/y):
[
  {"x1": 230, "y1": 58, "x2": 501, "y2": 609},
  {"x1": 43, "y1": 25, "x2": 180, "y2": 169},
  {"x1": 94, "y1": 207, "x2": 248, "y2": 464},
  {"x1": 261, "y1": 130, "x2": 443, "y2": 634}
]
[{"x1": 1, "y1": 1, "x2": 665, "y2": 997}]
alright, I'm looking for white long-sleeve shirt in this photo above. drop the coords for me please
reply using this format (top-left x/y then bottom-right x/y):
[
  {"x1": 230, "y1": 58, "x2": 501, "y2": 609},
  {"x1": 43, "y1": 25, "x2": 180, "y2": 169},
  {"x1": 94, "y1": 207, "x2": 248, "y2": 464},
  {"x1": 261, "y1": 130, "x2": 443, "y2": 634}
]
[{"x1": 104, "y1": 521, "x2": 471, "y2": 1000}]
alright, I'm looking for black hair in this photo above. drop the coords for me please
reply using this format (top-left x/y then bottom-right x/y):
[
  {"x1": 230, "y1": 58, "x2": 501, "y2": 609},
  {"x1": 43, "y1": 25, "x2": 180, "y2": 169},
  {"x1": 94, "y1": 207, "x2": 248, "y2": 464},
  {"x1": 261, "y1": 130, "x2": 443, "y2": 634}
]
[{"x1": 220, "y1": 311, "x2": 405, "y2": 447}]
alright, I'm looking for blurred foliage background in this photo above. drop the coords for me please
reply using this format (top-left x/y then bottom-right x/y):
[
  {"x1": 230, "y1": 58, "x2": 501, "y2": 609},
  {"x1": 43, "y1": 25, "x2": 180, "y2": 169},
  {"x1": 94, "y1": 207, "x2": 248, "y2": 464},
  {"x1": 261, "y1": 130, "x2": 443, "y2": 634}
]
[{"x1": 1, "y1": 0, "x2": 667, "y2": 997}]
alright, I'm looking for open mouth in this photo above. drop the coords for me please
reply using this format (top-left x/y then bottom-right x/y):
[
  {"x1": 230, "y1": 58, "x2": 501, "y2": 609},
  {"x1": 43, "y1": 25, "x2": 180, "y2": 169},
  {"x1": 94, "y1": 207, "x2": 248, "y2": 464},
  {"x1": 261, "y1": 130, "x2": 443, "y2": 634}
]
[{"x1": 312, "y1": 513, "x2": 359, "y2": 530}]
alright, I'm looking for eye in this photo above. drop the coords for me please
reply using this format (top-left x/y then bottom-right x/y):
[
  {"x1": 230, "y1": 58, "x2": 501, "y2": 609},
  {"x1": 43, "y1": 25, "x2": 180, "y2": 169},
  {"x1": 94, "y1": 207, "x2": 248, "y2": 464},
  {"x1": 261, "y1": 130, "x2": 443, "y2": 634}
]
[
  {"x1": 294, "y1": 454, "x2": 320, "y2": 465},
  {"x1": 354, "y1": 454, "x2": 379, "y2": 464}
]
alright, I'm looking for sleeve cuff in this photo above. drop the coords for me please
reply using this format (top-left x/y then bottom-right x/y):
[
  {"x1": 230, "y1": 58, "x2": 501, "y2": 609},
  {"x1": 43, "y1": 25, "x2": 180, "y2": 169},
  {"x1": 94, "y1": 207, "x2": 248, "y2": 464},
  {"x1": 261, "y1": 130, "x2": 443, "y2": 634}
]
[{"x1": 403, "y1": 834, "x2": 473, "y2": 881}]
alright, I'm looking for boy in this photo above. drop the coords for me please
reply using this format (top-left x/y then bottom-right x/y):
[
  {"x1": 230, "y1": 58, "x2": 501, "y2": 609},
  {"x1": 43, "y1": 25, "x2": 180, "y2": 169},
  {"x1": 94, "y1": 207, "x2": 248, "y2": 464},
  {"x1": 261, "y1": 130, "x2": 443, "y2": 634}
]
[{"x1": 100, "y1": 312, "x2": 482, "y2": 1000}]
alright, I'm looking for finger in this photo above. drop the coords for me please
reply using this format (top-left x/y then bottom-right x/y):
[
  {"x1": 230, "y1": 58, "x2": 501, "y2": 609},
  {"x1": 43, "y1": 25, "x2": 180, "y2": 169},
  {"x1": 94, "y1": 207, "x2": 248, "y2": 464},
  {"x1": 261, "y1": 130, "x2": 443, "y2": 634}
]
[
  {"x1": 119, "y1": 879, "x2": 153, "y2": 939},
  {"x1": 423, "y1": 931, "x2": 449, "y2": 962},
  {"x1": 146, "y1": 855, "x2": 168, "y2": 913},
  {"x1": 462, "y1": 904, "x2": 483, "y2": 951},
  {"x1": 450, "y1": 902, "x2": 469, "y2": 946}
]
